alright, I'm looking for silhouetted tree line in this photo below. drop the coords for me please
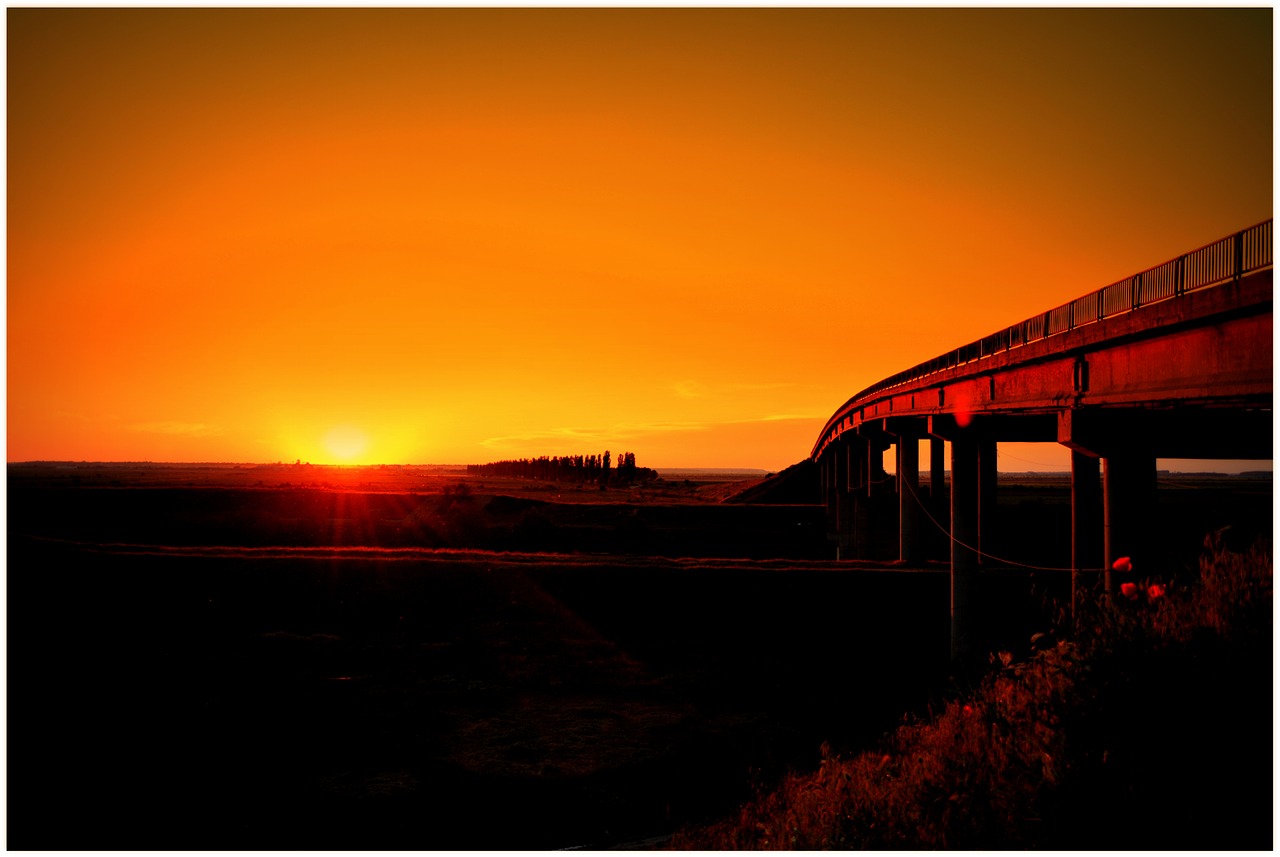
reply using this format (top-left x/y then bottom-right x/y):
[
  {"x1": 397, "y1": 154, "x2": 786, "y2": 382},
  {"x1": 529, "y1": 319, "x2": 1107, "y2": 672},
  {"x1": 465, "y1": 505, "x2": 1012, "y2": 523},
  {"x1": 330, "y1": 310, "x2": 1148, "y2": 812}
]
[{"x1": 467, "y1": 451, "x2": 657, "y2": 486}]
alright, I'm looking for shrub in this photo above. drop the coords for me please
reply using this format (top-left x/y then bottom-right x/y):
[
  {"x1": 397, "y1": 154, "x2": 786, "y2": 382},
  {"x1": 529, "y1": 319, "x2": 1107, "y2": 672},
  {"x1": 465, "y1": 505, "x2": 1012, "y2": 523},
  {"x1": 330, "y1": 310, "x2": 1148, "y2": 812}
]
[{"x1": 668, "y1": 537, "x2": 1272, "y2": 850}]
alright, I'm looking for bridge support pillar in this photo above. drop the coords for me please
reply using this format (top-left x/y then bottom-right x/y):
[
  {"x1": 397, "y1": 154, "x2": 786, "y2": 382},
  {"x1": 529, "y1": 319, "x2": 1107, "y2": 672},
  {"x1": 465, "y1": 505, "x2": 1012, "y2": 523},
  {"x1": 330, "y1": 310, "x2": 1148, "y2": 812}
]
[
  {"x1": 827, "y1": 438, "x2": 862, "y2": 558},
  {"x1": 848, "y1": 434, "x2": 869, "y2": 555},
  {"x1": 930, "y1": 437, "x2": 948, "y2": 558},
  {"x1": 865, "y1": 434, "x2": 891, "y2": 498},
  {"x1": 1070, "y1": 450, "x2": 1103, "y2": 618},
  {"x1": 854, "y1": 425, "x2": 893, "y2": 559},
  {"x1": 978, "y1": 435, "x2": 998, "y2": 564},
  {"x1": 842, "y1": 438, "x2": 866, "y2": 556},
  {"x1": 830, "y1": 441, "x2": 845, "y2": 556},
  {"x1": 822, "y1": 452, "x2": 830, "y2": 507},
  {"x1": 886, "y1": 419, "x2": 924, "y2": 563},
  {"x1": 821, "y1": 446, "x2": 833, "y2": 537},
  {"x1": 1103, "y1": 452, "x2": 1157, "y2": 592},
  {"x1": 845, "y1": 439, "x2": 859, "y2": 551},
  {"x1": 949, "y1": 432, "x2": 980, "y2": 665},
  {"x1": 898, "y1": 435, "x2": 920, "y2": 563}
]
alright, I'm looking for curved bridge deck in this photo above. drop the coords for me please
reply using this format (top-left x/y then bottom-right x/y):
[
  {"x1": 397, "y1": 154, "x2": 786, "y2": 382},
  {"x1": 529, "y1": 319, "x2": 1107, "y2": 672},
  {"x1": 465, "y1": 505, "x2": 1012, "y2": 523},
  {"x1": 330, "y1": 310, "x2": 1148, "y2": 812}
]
[{"x1": 811, "y1": 221, "x2": 1272, "y2": 661}]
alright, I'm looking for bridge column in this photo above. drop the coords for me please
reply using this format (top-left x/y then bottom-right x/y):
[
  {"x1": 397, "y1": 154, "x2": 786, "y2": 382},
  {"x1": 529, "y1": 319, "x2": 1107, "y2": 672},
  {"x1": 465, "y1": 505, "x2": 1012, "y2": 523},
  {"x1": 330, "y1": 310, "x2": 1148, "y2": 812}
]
[
  {"x1": 1060, "y1": 411, "x2": 1157, "y2": 595},
  {"x1": 828, "y1": 441, "x2": 841, "y2": 555},
  {"x1": 1103, "y1": 452, "x2": 1157, "y2": 591},
  {"x1": 821, "y1": 446, "x2": 833, "y2": 533},
  {"x1": 834, "y1": 438, "x2": 857, "y2": 558},
  {"x1": 950, "y1": 432, "x2": 980, "y2": 664},
  {"x1": 1070, "y1": 450, "x2": 1103, "y2": 616},
  {"x1": 978, "y1": 435, "x2": 998, "y2": 564},
  {"x1": 931, "y1": 416, "x2": 980, "y2": 665},
  {"x1": 855, "y1": 424, "x2": 894, "y2": 559},
  {"x1": 847, "y1": 433, "x2": 870, "y2": 556},
  {"x1": 824, "y1": 452, "x2": 834, "y2": 506},
  {"x1": 864, "y1": 431, "x2": 891, "y2": 498},
  {"x1": 825, "y1": 439, "x2": 856, "y2": 558},
  {"x1": 898, "y1": 435, "x2": 920, "y2": 563},
  {"x1": 886, "y1": 418, "x2": 923, "y2": 563},
  {"x1": 1060, "y1": 411, "x2": 1160, "y2": 594},
  {"x1": 930, "y1": 437, "x2": 948, "y2": 559}
]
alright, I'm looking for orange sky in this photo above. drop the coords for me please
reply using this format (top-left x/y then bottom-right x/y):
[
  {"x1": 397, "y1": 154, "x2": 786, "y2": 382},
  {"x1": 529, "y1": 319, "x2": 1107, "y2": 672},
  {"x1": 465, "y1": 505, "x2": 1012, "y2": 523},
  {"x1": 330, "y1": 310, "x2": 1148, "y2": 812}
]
[{"x1": 7, "y1": 8, "x2": 1272, "y2": 469}]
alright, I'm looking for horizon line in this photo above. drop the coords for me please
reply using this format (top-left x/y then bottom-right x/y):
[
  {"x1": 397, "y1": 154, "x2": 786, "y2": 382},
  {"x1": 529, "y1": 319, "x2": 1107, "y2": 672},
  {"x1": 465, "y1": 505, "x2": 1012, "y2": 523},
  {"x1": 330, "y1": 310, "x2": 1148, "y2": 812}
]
[{"x1": 7, "y1": 459, "x2": 1272, "y2": 476}]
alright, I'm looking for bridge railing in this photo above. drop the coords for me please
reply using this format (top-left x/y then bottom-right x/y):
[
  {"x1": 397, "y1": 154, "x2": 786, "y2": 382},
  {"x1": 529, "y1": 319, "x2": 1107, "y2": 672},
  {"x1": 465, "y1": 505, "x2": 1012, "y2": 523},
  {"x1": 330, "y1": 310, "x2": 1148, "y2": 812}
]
[{"x1": 828, "y1": 219, "x2": 1273, "y2": 421}]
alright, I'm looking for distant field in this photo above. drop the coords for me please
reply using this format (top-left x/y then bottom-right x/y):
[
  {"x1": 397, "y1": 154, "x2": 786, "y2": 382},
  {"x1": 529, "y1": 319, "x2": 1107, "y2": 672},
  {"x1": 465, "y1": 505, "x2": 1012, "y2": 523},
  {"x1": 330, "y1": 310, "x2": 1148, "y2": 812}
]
[
  {"x1": 654, "y1": 467, "x2": 771, "y2": 481},
  {"x1": 7, "y1": 461, "x2": 466, "y2": 492},
  {"x1": 8, "y1": 461, "x2": 772, "y2": 504}
]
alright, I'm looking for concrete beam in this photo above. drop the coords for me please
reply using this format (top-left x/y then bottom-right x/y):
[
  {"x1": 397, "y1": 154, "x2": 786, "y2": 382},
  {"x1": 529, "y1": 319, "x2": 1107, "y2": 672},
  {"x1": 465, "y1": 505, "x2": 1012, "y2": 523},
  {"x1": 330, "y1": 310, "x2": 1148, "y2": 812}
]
[
  {"x1": 927, "y1": 413, "x2": 1055, "y2": 443},
  {"x1": 1060, "y1": 407, "x2": 1273, "y2": 460}
]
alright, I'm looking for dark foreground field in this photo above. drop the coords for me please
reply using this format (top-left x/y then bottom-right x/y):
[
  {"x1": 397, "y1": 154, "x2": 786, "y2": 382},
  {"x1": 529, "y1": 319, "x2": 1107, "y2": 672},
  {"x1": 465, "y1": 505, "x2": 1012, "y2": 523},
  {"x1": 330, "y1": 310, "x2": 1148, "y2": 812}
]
[{"x1": 7, "y1": 464, "x2": 1271, "y2": 849}]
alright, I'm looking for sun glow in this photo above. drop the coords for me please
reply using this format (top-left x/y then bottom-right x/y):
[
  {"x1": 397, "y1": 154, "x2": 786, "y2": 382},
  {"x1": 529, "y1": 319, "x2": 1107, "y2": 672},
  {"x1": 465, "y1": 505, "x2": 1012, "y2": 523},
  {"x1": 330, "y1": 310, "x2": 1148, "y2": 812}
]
[{"x1": 323, "y1": 426, "x2": 370, "y2": 463}]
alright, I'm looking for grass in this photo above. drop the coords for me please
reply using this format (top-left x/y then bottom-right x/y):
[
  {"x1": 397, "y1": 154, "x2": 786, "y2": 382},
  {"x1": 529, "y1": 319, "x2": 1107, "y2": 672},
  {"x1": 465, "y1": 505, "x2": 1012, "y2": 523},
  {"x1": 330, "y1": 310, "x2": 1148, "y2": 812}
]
[{"x1": 668, "y1": 531, "x2": 1273, "y2": 850}]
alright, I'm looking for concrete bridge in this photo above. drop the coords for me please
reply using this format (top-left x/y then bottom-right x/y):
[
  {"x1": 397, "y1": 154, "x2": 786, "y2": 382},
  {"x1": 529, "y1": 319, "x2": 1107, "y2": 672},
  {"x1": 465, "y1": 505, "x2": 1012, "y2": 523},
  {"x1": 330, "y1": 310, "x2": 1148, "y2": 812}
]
[{"x1": 811, "y1": 220, "x2": 1272, "y2": 661}]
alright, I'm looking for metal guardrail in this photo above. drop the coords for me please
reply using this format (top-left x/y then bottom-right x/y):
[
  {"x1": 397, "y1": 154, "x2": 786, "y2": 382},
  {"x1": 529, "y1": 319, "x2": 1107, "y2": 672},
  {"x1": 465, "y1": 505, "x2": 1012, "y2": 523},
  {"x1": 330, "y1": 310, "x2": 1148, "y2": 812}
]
[{"x1": 816, "y1": 219, "x2": 1273, "y2": 453}]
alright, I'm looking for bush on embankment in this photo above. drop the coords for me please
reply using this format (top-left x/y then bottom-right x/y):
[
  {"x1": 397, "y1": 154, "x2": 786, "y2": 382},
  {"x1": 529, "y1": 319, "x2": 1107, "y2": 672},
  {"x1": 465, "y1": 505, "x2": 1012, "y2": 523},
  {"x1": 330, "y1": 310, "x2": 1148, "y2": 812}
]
[{"x1": 668, "y1": 532, "x2": 1273, "y2": 850}]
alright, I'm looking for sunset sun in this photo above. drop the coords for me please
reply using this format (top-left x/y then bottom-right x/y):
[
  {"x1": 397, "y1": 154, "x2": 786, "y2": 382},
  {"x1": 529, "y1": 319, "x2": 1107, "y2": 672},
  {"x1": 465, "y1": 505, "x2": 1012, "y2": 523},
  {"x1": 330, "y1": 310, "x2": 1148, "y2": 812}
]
[{"x1": 323, "y1": 426, "x2": 369, "y2": 463}]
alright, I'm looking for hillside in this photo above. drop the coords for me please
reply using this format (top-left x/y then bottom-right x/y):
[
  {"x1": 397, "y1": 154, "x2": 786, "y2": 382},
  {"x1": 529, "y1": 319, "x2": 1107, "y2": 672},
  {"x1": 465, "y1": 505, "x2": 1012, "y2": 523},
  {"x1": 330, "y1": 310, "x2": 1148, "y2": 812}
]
[{"x1": 721, "y1": 460, "x2": 820, "y2": 505}]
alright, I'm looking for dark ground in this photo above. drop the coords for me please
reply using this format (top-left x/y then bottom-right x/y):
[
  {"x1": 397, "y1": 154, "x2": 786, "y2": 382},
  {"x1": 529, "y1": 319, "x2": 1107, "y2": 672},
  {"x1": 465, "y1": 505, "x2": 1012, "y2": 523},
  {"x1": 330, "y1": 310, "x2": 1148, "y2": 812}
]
[{"x1": 6, "y1": 464, "x2": 1270, "y2": 849}]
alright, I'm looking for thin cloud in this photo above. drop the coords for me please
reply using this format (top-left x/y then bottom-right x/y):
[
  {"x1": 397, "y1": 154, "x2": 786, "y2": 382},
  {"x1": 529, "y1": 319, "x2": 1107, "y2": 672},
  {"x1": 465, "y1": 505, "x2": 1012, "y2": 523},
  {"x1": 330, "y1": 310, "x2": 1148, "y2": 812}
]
[
  {"x1": 130, "y1": 421, "x2": 223, "y2": 437},
  {"x1": 671, "y1": 380, "x2": 797, "y2": 399},
  {"x1": 480, "y1": 421, "x2": 711, "y2": 450},
  {"x1": 747, "y1": 414, "x2": 822, "y2": 423},
  {"x1": 479, "y1": 413, "x2": 820, "y2": 451},
  {"x1": 722, "y1": 382, "x2": 798, "y2": 394},
  {"x1": 672, "y1": 380, "x2": 706, "y2": 399}
]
